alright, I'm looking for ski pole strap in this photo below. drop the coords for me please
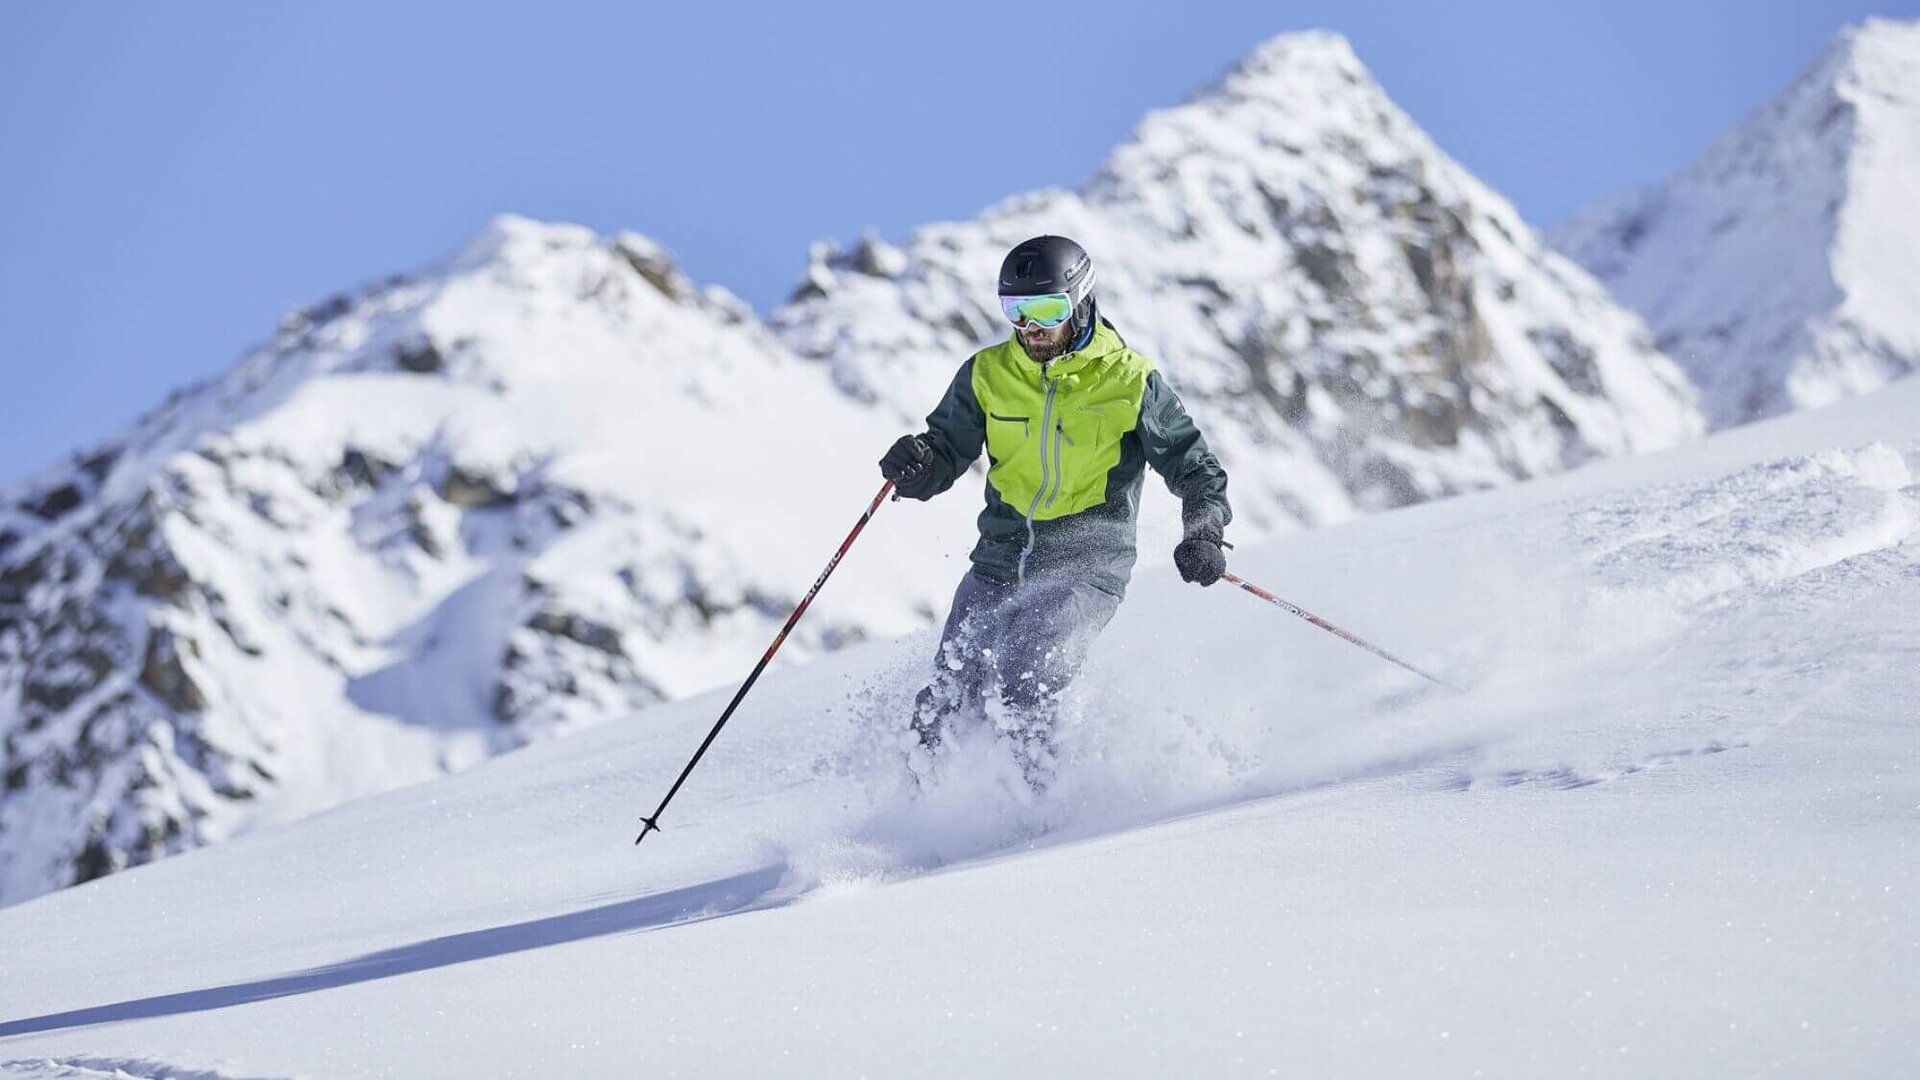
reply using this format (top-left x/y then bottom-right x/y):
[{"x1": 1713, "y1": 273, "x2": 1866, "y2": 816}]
[
  {"x1": 634, "y1": 480, "x2": 896, "y2": 844},
  {"x1": 1220, "y1": 571, "x2": 1463, "y2": 694}
]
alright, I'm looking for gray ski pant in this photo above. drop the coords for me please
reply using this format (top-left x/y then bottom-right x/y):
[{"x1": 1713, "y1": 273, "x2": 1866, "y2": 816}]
[{"x1": 910, "y1": 570, "x2": 1122, "y2": 763}]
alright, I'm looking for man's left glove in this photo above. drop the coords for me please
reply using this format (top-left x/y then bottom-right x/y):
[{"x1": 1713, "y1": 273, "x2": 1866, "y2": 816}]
[{"x1": 1174, "y1": 522, "x2": 1228, "y2": 586}]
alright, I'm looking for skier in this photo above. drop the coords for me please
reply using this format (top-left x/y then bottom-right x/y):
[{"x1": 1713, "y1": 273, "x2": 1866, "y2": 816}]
[{"x1": 879, "y1": 235, "x2": 1233, "y2": 786}]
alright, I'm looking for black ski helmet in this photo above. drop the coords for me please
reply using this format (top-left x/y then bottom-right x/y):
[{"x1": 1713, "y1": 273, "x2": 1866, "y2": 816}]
[{"x1": 998, "y1": 235, "x2": 1097, "y2": 339}]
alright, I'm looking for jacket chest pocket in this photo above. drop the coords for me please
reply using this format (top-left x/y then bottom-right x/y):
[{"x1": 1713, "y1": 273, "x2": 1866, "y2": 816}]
[{"x1": 986, "y1": 412, "x2": 1032, "y2": 459}]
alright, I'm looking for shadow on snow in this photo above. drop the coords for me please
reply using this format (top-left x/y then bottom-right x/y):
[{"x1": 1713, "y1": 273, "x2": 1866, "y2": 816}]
[{"x1": 0, "y1": 865, "x2": 787, "y2": 1040}]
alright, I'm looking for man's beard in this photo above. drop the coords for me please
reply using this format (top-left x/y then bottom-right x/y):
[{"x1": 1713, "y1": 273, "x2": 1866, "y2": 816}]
[{"x1": 1018, "y1": 322, "x2": 1075, "y2": 362}]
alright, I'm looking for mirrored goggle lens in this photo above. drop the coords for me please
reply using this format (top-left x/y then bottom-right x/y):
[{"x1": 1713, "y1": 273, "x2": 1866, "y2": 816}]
[{"x1": 1000, "y1": 293, "x2": 1074, "y2": 328}]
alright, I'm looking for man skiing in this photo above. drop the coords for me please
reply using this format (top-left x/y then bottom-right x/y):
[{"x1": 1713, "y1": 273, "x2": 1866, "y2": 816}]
[{"x1": 879, "y1": 235, "x2": 1232, "y2": 786}]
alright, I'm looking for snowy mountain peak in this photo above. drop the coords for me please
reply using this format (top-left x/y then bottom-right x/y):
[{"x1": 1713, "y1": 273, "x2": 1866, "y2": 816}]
[
  {"x1": 453, "y1": 212, "x2": 599, "y2": 265},
  {"x1": 777, "y1": 33, "x2": 1699, "y2": 529},
  {"x1": 1556, "y1": 19, "x2": 1920, "y2": 427},
  {"x1": 446, "y1": 214, "x2": 707, "y2": 309},
  {"x1": 1114, "y1": 29, "x2": 1436, "y2": 178},
  {"x1": 1204, "y1": 29, "x2": 1369, "y2": 99},
  {"x1": 1678, "y1": 17, "x2": 1916, "y2": 193},
  {"x1": 1829, "y1": 16, "x2": 1920, "y2": 97}
]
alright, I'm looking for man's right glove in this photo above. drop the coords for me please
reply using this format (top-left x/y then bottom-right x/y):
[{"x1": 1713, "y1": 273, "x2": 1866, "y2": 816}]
[
  {"x1": 1174, "y1": 521, "x2": 1228, "y2": 586},
  {"x1": 880, "y1": 434, "x2": 934, "y2": 483}
]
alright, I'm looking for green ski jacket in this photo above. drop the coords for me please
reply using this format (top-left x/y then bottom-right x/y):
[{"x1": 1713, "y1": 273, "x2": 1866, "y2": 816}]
[{"x1": 897, "y1": 319, "x2": 1231, "y2": 598}]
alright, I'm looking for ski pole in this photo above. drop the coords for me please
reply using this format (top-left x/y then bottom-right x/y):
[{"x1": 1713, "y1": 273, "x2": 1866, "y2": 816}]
[
  {"x1": 635, "y1": 479, "x2": 896, "y2": 844},
  {"x1": 1219, "y1": 570, "x2": 1463, "y2": 693}
]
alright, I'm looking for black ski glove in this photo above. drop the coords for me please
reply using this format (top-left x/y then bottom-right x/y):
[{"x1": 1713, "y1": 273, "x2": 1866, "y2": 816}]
[
  {"x1": 1174, "y1": 521, "x2": 1228, "y2": 586},
  {"x1": 880, "y1": 434, "x2": 934, "y2": 483}
]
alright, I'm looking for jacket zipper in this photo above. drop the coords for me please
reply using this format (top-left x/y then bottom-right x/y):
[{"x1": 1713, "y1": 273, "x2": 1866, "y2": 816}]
[
  {"x1": 1017, "y1": 362, "x2": 1058, "y2": 582},
  {"x1": 1045, "y1": 419, "x2": 1071, "y2": 509}
]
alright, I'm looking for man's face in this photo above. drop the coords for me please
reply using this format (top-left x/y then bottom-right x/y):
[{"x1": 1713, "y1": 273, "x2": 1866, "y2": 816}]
[{"x1": 1015, "y1": 317, "x2": 1074, "y2": 363}]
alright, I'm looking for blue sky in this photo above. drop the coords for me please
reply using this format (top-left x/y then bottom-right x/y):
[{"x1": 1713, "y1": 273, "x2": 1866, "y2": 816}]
[{"x1": 1, "y1": 1, "x2": 1911, "y2": 479}]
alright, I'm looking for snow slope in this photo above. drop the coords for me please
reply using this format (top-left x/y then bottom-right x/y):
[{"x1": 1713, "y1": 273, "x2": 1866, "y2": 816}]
[
  {"x1": 1556, "y1": 18, "x2": 1920, "y2": 427},
  {"x1": 1, "y1": 377, "x2": 1913, "y2": 1077}
]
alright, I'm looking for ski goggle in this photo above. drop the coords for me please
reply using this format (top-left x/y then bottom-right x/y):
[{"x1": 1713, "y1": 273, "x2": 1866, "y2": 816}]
[{"x1": 999, "y1": 292, "x2": 1075, "y2": 328}]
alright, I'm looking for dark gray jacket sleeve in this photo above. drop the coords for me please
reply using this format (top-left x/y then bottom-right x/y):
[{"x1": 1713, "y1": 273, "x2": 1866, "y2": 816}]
[
  {"x1": 898, "y1": 358, "x2": 985, "y2": 500},
  {"x1": 1138, "y1": 371, "x2": 1232, "y2": 534}
]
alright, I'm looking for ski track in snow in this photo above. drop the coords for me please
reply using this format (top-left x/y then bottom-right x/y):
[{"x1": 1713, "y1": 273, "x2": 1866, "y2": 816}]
[{"x1": 1448, "y1": 440, "x2": 1917, "y2": 786}]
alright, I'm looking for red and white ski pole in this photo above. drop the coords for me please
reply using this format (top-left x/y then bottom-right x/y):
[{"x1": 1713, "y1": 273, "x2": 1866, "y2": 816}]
[
  {"x1": 1220, "y1": 571, "x2": 1463, "y2": 694},
  {"x1": 635, "y1": 479, "x2": 895, "y2": 844}
]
